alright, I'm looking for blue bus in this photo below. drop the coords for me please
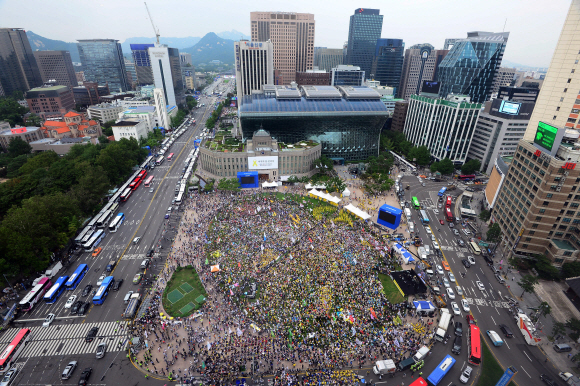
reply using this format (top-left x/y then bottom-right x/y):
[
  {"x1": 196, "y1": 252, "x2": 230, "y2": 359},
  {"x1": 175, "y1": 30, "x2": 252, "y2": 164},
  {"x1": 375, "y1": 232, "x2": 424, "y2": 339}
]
[
  {"x1": 43, "y1": 276, "x2": 69, "y2": 304},
  {"x1": 65, "y1": 264, "x2": 89, "y2": 290},
  {"x1": 427, "y1": 355, "x2": 456, "y2": 385},
  {"x1": 93, "y1": 276, "x2": 114, "y2": 305},
  {"x1": 438, "y1": 187, "x2": 447, "y2": 197},
  {"x1": 419, "y1": 210, "x2": 430, "y2": 225}
]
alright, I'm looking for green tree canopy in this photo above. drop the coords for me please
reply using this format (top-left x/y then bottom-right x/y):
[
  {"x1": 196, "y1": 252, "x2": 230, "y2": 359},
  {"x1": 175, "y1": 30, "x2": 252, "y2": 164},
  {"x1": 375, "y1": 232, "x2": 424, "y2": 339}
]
[
  {"x1": 437, "y1": 158, "x2": 455, "y2": 175},
  {"x1": 479, "y1": 210, "x2": 491, "y2": 222},
  {"x1": 7, "y1": 137, "x2": 32, "y2": 157},
  {"x1": 518, "y1": 274, "x2": 539, "y2": 298},
  {"x1": 0, "y1": 97, "x2": 28, "y2": 126},
  {"x1": 217, "y1": 178, "x2": 240, "y2": 191},
  {"x1": 325, "y1": 176, "x2": 346, "y2": 194},
  {"x1": 461, "y1": 159, "x2": 482, "y2": 175},
  {"x1": 562, "y1": 261, "x2": 580, "y2": 279},
  {"x1": 408, "y1": 146, "x2": 431, "y2": 166},
  {"x1": 486, "y1": 223, "x2": 502, "y2": 242},
  {"x1": 26, "y1": 113, "x2": 41, "y2": 127}
]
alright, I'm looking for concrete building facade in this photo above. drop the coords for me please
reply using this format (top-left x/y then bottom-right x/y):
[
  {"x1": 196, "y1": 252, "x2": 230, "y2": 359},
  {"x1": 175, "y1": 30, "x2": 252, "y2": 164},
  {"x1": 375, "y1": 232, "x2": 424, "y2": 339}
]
[
  {"x1": 397, "y1": 44, "x2": 449, "y2": 100},
  {"x1": 491, "y1": 67, "x2": 516, "y2": 94},
  {"x1": 26, "y1": 85, "x2": 75, "y2": 116},
  {"x1": 33, "y1": 51, "x2": 78, "y2": 87},
  {"x1": 235, "y1": 40, "x2": 274, "y2": 98},
  {"x1": 0, "y1": 28, "x2": 43, "y2": 96},
  {"x1": 87, "y1": 103, "x2": 125, "y2": 123},
  {"x1": 179, "y1": 53, "x2": 192, "y2": 66},
  {"x1": 295, "y1": 70, "x2": 330, "y2": 86},
  {"x1": 391, "y1": 100, "x2": 409, "y2": 132},
  {"x1": 0, "y1": 126, "x2": 44, "y2": 151},
  {"x1": 154, "y1": 88, "x2": 170, "y2": 129},
  {"x1": 314, "y1": 48, "x2": 344, "y2": 71},
  {"x1": 331, "y1": 65, "x2": 364, "y2": 86},
  {"x1": 498, "y1": 86, "x2": 540, "y2": 103},
  {"x1": 149, "y1": 44, "x2": 184, "y2": 107},
  {"x1": 112, "y1": 120, "x2": 149, "y2": 140}
]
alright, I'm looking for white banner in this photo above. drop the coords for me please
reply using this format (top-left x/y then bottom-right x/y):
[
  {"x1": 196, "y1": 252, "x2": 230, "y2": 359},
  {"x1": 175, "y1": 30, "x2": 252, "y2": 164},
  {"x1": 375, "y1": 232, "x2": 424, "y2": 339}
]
[{"x1": 248, "y1": 156, "x2": 278, "y2": 170}]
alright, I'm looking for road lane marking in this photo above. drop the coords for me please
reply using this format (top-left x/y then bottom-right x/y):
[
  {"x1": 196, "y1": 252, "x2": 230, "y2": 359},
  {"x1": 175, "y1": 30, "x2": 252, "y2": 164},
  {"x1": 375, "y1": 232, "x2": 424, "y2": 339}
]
[
  {"x1": 523, "y1": 351, "x2": 533, "y2": 362},
  {"x1": 520, "y1": 366, "x2": 532, "y2": 377}
]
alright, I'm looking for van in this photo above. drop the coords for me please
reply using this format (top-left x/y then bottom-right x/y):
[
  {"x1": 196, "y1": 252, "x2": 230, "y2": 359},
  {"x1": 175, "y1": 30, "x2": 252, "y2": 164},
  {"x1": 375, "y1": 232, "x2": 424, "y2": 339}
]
[
  {"x1": 412, "y1": 346, "x2": 430, "y2": 362},
  {"x1": 486, "y1": 330, "x2": 504, "y2": 347},
  {"x1": 432, "y1": 286, "x2": 441, "y2": 295},
  {"x1": 462, "y1": 229, "x2": 471, "y2": 236},
  {"x1": 425, "y1": 246, "x2": 431, "y2": 255},
  {"x1": 425, "y1": 269, "x2": 434, "y2": 278},
  {"x1": 554, "y1": 343, "x2": 572, "y2": 353}
]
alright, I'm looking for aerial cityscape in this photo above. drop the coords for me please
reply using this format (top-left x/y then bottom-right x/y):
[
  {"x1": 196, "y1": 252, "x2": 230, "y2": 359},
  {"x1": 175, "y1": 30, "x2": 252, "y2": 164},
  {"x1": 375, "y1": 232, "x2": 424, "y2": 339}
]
[{"x1": 0, "y1": 0, "x2": 579, "y2": 385}]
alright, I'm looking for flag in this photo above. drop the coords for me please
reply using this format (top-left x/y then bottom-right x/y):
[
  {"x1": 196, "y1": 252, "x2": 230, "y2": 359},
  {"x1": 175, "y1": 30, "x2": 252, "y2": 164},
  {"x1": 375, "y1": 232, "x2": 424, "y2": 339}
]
[
  {"x1": 205, "y1": 258, "x2": 208, "y2": 265},
  {"x1": 238, "y1": 262, "x2": 241, "y2": 268},
  {"x1": 237, "y1": 327, "x2": 243, "y2": 336},
  {"x1": 370, "y1": 308, "x2": 376, "y2": 320},
  {"x1": 394, "y1": 339, "x2": 400, "y2": 347},
  {"x1": 308, "y1": 237, "x2": 313, "y2": 243},
  {"x1": 349, "y1": 315, "x2": 354, "y2": 324},
  {"x1": 230, "y1": 289, "x2": 234, "y2": 296},
  {"x1": 264, "y1": 232, "x2": 267, "y2": 241}
]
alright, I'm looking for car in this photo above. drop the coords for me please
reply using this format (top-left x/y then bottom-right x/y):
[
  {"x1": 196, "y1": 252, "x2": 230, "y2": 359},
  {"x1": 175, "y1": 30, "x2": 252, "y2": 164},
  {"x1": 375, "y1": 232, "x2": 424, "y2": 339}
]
[
  {"x1": 61, "y1": 360, "x2": 78, "y2": 380},
  {"x1": 448, "y1": 272, "x2": 456, "y2": 282},
  {"x1": 426, "y1": 227, "x2": 432, "y2": 234},
  {"x1": 466, "y1": 314, "x2": 476, "y2": 325},
  {"x1": 133, "y1": 236, "x2": 141, "y2": 244},
  {"x1": 453, "y1": 229, "x2": 460, "y2": 236},
  {"x1": 499, "y1": 324, "x2": 514, "y2": 338},
  {"x1": 446, "y1": 288, "x2": 455, "y2": 299},
  {"x1": 92, "y1": 247, "x2": 102, "y2": 257},
  {"x1": 71, "y1": 300, "x2": 83, "y2": 314},
  {"x1": 462, "y1": 259, "x2": 471, "y2": 268},
  {"x1": 451, "y1": 302, "x2": 461, "y2": 315},
  {"x1": 436, "y1": 265, "x2": 444, "y2": 275},
  {"x1": 438, "y1": 203, "x2": 442, "y2": 209},
  {"x1": 112, "y1": 279, "x2": 123, "y2": 291},
  {"x1": 86, "y1": 327, "x2": 98, "y2": 343},
  {"x1": 459, "y1": 366, "x2": 473, "y2": 383},
  {"x1": 439, "y1": 219, "x2": 444, "y2": 225},
  {"x1": 167, "y1": 207, "x2": 172, "y2": 212},
  {"x1": 96, "y1": 275, "x2": 106, "y2": 286},
  {"x1": 65, "y1": 295, "x2": 77, "y2": 309},
  {"x1": 165, "y1": 213, "x2": 170, "y2": 219},
  {"x1": 443, "y1": 278, "x2": 450, "y2": 288},
  {"x1": 457, "y1": 239, "x2": 465, "y2": 247},
  {"x1": 81, "y1": 284, "x2": 92, "y2": 297},
  {"x1": 146, "y1": 248, "x2": 155, "y2": 257},
  {"x1": 540, "y1": 374, "x2": 559, "y2": 386},
  {"x1": 456, "y1": 286, "x2": 463, "y2": 296},
  {"x1": 149, "y1": 187, "x2": 154, "y2": 193},
  {"x1": 430, "y1": 234, "x2": 437, "y2": 242},
  {"x1": 141, "y1": 259, "x2": 150, "y2": 269},
  {"x1": 433, "y1": 240, "x2": 440, "y2": 249},
  {"x1": 476, "y1": 281, "x2": 485, "y2": 291},
  {"x1": 96, "y1": 342, "x2": 107, "y2": 359},
  {"x1": 433, "y1": 209, "x2": 439, "y2": 214},
  {"x1": 442, "y1": 261, "x2": 450, "y2": 271},
  {"x1": 42, "y1": 313, "x2": 55, "y2": 327},
  {"x1": 449, "y1": 222, "x2": 455, "y2": 228},
  {"x1": 454, "y1": 322, "x2": 463, "y2": 336},
  {"x1": 78, "y1": 368, "x2": 92, "y2": 386},
  {"x1": 133, "y1": 273, "x2": 143, "y2": 284},
  {"x1": 461, "y1": 299, "x2": 470, "y2": 312},
  {"x1": 468, "y1": 256, "x2": 476, "y2": 265},
  {"x1": 0, "y1": 367, "x2": 18, "y2": 386},
  {"x1": 77, "y1": 302, "x2": 89, "y2": 316}
]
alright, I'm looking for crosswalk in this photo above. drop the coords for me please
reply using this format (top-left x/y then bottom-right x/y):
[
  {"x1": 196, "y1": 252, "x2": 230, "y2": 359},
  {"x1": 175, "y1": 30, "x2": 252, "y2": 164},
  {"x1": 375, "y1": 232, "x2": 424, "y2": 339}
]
[{"x1": 0, "y1": 321, "x2": 128, "y2": 358}]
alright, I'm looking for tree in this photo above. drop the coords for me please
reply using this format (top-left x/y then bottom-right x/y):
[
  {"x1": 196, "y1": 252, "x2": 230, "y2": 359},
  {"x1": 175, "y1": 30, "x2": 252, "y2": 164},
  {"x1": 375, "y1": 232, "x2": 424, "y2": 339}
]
[
  {"x1": 533, "y1": 254, "x2": 560, "y2": 280},
  {"x1": 325, "y1": 176, "x2": 346, "y2": 194},
  {"x1": 0, "y1": 97, "x2": 27, "y2": 126},
  {"x1": 461, "y1": 159, "x2": 482, "y2": 175},
  {"x1": 518, "y1": 274, "x2": 539, "y2": 298},
  {"x1": 7, "y1": 137, "x2": 32, "y2": 157},
  {"x1": 26, "y1": 113, "x2": 41, "y2": 127},
  {"x1": 313, "y1": 155, "x2": 334, "y2": 175},
  {"x1": 430, "y1": 162, "x2": 439, "y2": 173},
  {"x1": 98, "y1": 135, "x2": 110, "y2": 144},
  {"x1": 408, "y1": 146, "x2": 431, "y2": 166},
  {"x1": 398, "y1": 140, "x2": 413, "y2": 156},
  {"x1": 11, "y1": 90, "x2": 24, "y2": 101},
  {"x1": 101, "y1": 120, "x2": 116, "y2": 137},
  {"x1": 566, "y1": 318, "x2": 580, "y2": 338},
  {"x1": 204, "y1": 178, "x2": 215, "y2": 192},
  {"x1": 562, "y1": 261, "x2": 580, "y2": 279},
  {"x1": 537, "y1": 301, "x2": 551, "y2": 320},
  {"x1": 552, "y1": 321, "x2": 567, "y2": 337},
  {"x1": 479, "y1": 210, "x2": 491, "y2": 222},
  {"x1": 217, "y1": 178, "x2": 240, "y2": 191},
  {"x1": 437, "y1": 158, "x2": 455, "y2": 175},
  {"x1": 287, "y1": 175, "x2": 299, "y2": 184},
  {"x1": 486, "y1": 223, "x2": 502, "y2": 242}
]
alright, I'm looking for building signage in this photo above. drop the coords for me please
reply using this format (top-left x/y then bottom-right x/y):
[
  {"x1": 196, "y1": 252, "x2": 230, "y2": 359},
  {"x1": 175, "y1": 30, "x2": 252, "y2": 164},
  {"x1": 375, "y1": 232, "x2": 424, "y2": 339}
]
[
  {"x1": 150, "y1": 50, "x2": 166, "y2": 58},
  {"x1": 495, "y1": 366, "x2": 518, "y2": 386},
  {"x1": 499, "y1": 100, "x2": 521, "y2": 115},
  {"x1": 248, "y1": 156, "x2": 278, "y2": 170},
  {"x1": 534, "y1": 122, "x2": 559, "y2": 152}
]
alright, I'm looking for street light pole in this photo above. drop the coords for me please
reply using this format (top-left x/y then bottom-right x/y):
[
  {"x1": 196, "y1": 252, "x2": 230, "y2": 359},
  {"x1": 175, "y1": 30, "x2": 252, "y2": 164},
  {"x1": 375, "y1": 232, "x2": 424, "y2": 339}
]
[{"x1": 3, "y1": 274, "x2": 15, "y2": 294}]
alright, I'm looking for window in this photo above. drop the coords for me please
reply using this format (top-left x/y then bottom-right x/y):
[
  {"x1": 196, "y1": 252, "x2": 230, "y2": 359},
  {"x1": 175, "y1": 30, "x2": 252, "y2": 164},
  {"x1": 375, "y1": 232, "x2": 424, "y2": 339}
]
[
  {"x1": 529, "y1": 230, "x2": 535, "y2": 235},
  {"x1": 536, "y1": 216, "x2": 542, "y2": 221},
  {"x1": 543, "y1": 201, "x2": 550, "y2": 206},
  {"x1": 532, "y1": 224, "x2": 538, "y2": 229},
  {"x1": 547, "y1": 194, "x2": 553, "y2": 198}
]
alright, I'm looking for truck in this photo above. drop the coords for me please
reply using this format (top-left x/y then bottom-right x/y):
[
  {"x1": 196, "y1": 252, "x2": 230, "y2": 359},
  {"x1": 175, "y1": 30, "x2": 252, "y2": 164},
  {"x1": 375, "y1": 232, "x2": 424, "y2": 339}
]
[
  {"x1": 404, "y1": 208, "x2": 412, "y2": 220},
  {"x1": 397, "y1": 346, "x2": 431, "y2": 371},
  {"x1": 106, "y1": 260, "x2": 116, "y2": 272},
  {"x1": 123, "y1": 293, "x2": 141, "y2": 318},
  {"x1": 372, "y1": 359, "x2": 396, "y2": 375},
  {"x1": 559, "y1": 372, "x2": 580, "y2": 386},
  {"x1": 45, "y1": 261, "x2": 63, "y2": 279},
  {"x1": 409, "y1": 222, "x2": 415, "y2": 233},
  {"x1": 412, "y1": 346, "x2": 430, "y2": 362},
  {"x1": 435, "y1": 309, "x2": 451, "y2": 342},
  {"x1": 418, "y1": 247, "x2": 427, "y2": 261}
]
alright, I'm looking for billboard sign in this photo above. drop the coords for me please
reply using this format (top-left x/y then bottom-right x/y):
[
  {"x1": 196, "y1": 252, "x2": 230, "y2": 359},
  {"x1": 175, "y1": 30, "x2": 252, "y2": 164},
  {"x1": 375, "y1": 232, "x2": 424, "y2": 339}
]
[
  {"x1": 421, "y1": 81, "x2": 440, "y2": 94},
  {"x1": 248, "y1": 156, "x2": 278, "y2": 170},
  {"x1": 534, "y1": 121, "x2": 559, "y2": 152},
  {"x1": 495, "y1": 366, "x2": 517, "y2": 386},
  {"x1": 499, "y1": 100, "x2": 521, "y2": 115}
]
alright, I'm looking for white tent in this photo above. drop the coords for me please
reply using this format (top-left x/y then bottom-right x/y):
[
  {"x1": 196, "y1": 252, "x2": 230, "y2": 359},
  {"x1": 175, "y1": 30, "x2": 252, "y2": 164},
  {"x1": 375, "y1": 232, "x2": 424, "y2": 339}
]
[
  {"x1": 342, "y1": 188, "x2": 351, "y2": 197},
  {"x1": 308, "y1": 189, "x2": 341, "y2": 206},
  {"x1": 344, "y1": 204, "x2": 371, "y2": 220},
  {"x1": 262, "y1": 181, "x2": 277, "y2": 188},
  {"x1": 305, "y1": 183, "x2": 327, "y2": 191}
]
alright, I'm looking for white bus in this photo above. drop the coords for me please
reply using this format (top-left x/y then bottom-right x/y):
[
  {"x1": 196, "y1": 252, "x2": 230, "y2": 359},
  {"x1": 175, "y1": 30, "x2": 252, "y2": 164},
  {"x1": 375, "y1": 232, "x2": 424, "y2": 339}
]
[
  {"x1": 156, "y1": 156, "x2": 165, "y2": 165},
  {"x1": 83, "y1": 229, "x2": 106, "y2": 251},
  {"x1": 74, "y1": 226, "x2": 93, "y2": 247},
  {"x1": 108, "y1": 213, "x2": 125, "y2": 233},
  {"x1": 175, "y1": 191, "x2": 184, "y2": 205},
  {"x1": 109, "y1": 202, "x2": 119, "y2": 214},
  {"x1": 96, "y1": 210, "x2": 113, "y2": 228},
  {"x1": 469, "y1": 242, "x2": 481, "y2": 255}
]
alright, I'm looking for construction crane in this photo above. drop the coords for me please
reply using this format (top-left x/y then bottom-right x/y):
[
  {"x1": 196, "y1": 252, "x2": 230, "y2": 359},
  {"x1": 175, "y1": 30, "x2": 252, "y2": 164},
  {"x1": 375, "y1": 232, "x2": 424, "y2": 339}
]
[{"x1": 144, "y1": 2, "x2": 160, "y2": 45}]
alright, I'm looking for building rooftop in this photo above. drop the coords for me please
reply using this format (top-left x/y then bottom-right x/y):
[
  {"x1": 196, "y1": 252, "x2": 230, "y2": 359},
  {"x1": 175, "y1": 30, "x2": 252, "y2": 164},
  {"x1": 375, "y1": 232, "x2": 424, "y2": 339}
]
[
  {"x1": 552, "y1": 239, "x2": 576, "y2": 251},
  {"x1": 28, "y1": 85, "x2": 68, "y2": 92},
  {"x1": 113, "y1": 121, "x2": 140, "y2": 126},
  {"x1": 301, "y1": 85, "x2": 342, "y2": 99},
  {"x1": 125, "y1": 106, "x2": 156, "y2": 113},
  {"x1": 338, "y1": 86, "x2": 381, "y2": 100},
  {"x1": 0, "y1": 126, "x2": 40, "y2": 136},
  {"x1": 30, "y1": 138, "x2": 57, "y2": 144}
]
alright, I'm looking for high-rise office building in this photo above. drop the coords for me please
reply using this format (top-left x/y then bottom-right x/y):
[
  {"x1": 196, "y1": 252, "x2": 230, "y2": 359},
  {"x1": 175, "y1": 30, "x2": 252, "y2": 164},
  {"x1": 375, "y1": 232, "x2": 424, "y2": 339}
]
[
  {"x1": 0, "y1": 28, "x2": 43, "y2": 96},
  {"x1": 235, "y1": 40, "x2": 274, "y2": 97},
  {"x1": 149, "y1": 44, "x2": 184, "y2": 107},
  {"x1": 491, "y1": 67, "x2": 516, "y2": 94},
  {"x1": 398, "y1": 44, "x2": 449, "y2": 100},
  {"x1": 331, "y1": 65, "x2": 364, "y2": 86},
  {"x1": 371, "y1": 39, "x2": 404, "y2": 92},
  {"x1": 250, "y1": 11, "x2": 315, "y2": 84},
  {"x1": 314, "y1": 48, "x2": 344, "y2": 71},
  {"x1": 33, "y1": 51, "x2": 78, "y2": 87},
  {"x1": 443, "y1": 38, "x2": 461, "y2": 50},
  {"x1": 346, "y1": 8, "x2": 383, "y2": 79},
  {"x1": 497, "y1": 86, "x2": 539, "y2": 103},
  {"x1": 125, "y1": 59, "x2": 137, "y2": 89},
  {"x1": 131, "y1": 44, "x2": 155, "y2": 86},
  {"x1": 179, "y1": 53, "x2": 192, "y2": 66},
  {"x1": 437, "y1": 31, "x2": 509, "y2": 103},
  {"x1": 77, "y1": 39, "x2": 129, "y2": 92}
]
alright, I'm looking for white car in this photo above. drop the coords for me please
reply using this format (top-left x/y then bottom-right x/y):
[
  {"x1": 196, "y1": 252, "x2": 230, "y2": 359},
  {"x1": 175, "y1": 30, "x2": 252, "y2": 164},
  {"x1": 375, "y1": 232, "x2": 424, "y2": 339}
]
[
  {"x1": 96, "y1": 275, "x2": 106, "y2": 286},
  {"x1": 436, "y1": 265, "x2": 444, "y2": 275},
  {"x1": 451, "y1": 302, "x2": 461, "y2": 315},
  {"x1": 42, "y1": 313, "x2": 55, "y2": 327},
  {"x1": 456, "y1": 286, "x2": 463, "y2": 296},
  {"x1": 433, "y1": 209, "x2": 439, "y2": 214},
  {"x1": 459, "y1": 366, "x2": 473, "y2": 383},
  {"x1": 448, "y1": 272, "x2": 455, "y2": 282},
  {"x1": 468, "y1": 256, "x2": 476, "y2": 265},
  {"x1": 443, "y1": 278, "x2": 450, "y2": 288},
  {"x1": 476, "y1": 281, "x2": 485, "y2": 291},
  {"x1": 446, "y1": 288, "x2": 455, "y2": 299},
  {"x1": 433, "y1": 241, "x2": 440, "y2": 249},
  {"x1": 426, "y1": 227, "x2": 432, "y2": 234},
  {"x1": 461, "y1": 299, "x2": 470, "y2": 312},
  {"x1": 64, "y1": 295, "x2": 77, "y2": 309}
]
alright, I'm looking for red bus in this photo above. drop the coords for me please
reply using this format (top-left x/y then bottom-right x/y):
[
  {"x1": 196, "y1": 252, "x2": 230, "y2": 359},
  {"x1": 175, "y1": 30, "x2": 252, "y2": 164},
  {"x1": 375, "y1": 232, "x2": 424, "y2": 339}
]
[
  {"x1": 137, "y1": 170, "x2": 147, "y2": 180},
  {"x1": 144, "y1": 175, "x2": 154, "y2": 187},
  {"x1": 130, "y1": 177, "x2": 142, "y2": 191},
  {"x1": 458, "y1": 174, "x2": 476, "y2": 181},
  {"x1": 445, "y1": 196, "x2": 452, "y2": 208},
  {"x1": 120, "y1": 187, "x2": 132, "y2": 202},
  {"x1": 468, "y1": 324, "x2": 481, "y2": 366},
  {"x1": 408, "y1": 378, "x2": 427, "y2": 386},
  {"x1": 445, "y1": 208, "x2": 454, "y2": 222},
  {"x1": 0, "y1": 328, "x2": 31, "y2": 373},
  {"x1": 167, "y1": 153, "x2": 174, "y2": 161}
]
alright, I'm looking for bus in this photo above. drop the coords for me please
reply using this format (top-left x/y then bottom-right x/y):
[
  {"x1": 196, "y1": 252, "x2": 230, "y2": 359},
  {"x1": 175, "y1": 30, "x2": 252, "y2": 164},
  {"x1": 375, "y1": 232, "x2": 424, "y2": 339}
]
[
  {"x1": 161, "y1": 138, "x2": 169, "y2": 147},
  {"x1": 175, "y1": 191, "x2": 184, "y2": 205},
  {"x1": 0, "y1": 328, "x2": 32, "y2": 373},
  {"x1": 109, "y1": 202, "x2": 119, "y2": 214},
  {"x1": 144, "y1": 175, "x2": 154, "y2": 187},
  {"x1": 87, "y1": 216, "x2": 98, "y2": 230},
  {"x1": 445, "y1": 208, "x2": 454, "y2": 222},
  {"x1": 459, "y1": 174, "x2": 476, "y2": 181},
  {"x1": 411, "y1": 197, "x2": 420, "y2": 210},
  {"x1": 96, "y1": 210, "x2": 113, "y2": 228},
  {"x1": 65, "y1": 264, "x2": 89, "y2": 290},
  {"x1": 137, "y1": 169, "x2": 147, "y2": 180},
  {"x1": 469, "y1": 241, "x2": 482, "y2": 255},
  {"x1": 438, "y1": 187, "x2": 447, "y2": 197},
  {"x1": 43, "y1": 275, "x2": 69, "y2": 304},
  {"x1": 468, "y1": 324, "x2": 482, "y2": 366},
  {"x1": 167, "y1": 153, "x2": 174, "y2": 161},
  {"x1": 419, "y1": 210, "x2": 430, "y2": 224},
  {"x1": 129, "y1": 177, "x2": 141, "y2": 191},
  {"x1": 156, "y1": 156, "x2": 165, "y2": 165},
  {"x1": 108, "y1": 212, "x2": 125, "y2": 233},
  {"x1": 74, "y1": 226, "x2": 93, "y2": 247},
  {"x1": 83, "y1": 229, "x2": 105, "y2": 251},
  {"x1": 19, "y1": 277, "x2": 52, "y2": 312},
  {"x1": 93, "y1": 276, "x2": 114, "y2": 305},
  {"x1": 445, "y1": 196, "x2": 452, "y2": 208},
  {"x1": 427, "y1": 355, "x2": 456, "y2": 386},
  {"x1": 120, "y1": 187, "x2": 132, "y2": 202},
  {"x1": 408, "y1": 378, "x2": 428, "y2": 386}
]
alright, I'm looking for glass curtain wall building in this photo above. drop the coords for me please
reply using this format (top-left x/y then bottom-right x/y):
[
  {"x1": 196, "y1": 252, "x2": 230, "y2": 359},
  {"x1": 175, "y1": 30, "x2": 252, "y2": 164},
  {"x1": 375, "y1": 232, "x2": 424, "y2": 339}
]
[
  {"x1": 437, "y1": 31, "x2": 509, "y2": 103},
  {"x1": 77, "y1": 39, "x2": 129, "y2": 92},
  {"x1": 346, "y1": 8, "x2": 383, "y2": 79},
  {"x1": 130, "y1": 44, "x2": 154, "y2": 86},
  {"x1": 0, "y1": 28, "x2": 43, "y2": 96},
  {"x1": 371, "y1": 39, "x2": 404, "y2": 92}
]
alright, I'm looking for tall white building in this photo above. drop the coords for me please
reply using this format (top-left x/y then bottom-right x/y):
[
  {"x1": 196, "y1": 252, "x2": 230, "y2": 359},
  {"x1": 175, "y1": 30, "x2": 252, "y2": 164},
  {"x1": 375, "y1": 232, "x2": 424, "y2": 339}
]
[
  {"x1": 154, "y1": 88, "x2": 170, "y2": 129},
  {"x1": 149, "y1": 44, "x2": 184, "y2": 107},
  {"x1": 235, "y1": 40, "x2": 274, "y2": 98},
  {"x1": 112, "y1": 120, "x2": 149, "y2": 140}
]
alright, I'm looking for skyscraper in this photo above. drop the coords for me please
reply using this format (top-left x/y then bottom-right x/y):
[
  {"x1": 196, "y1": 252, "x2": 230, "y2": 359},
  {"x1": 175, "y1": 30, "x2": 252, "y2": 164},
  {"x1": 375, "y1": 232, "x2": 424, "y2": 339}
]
[
  {"x1": 491, "y1": 67, "x2": 516, "y2": 94},
  {"x1": 149, "y1": 44, "x2": 184, "y2": 107},
  {"x1": 437, "y1": 31, "x2": 509, "y2": 103},
  {"x1": 346, "y1": 8, "x2": 383, "y2": 79},
  {"x1": 235, "y1": 40, "x2": 274, "y2": 98},
  {"x1": 314, "y1": 48, "x2": 344, "y2": 71},
  {"x1": 371, "y1": 39, "x2": 404, "y2": 91},
  {"x1": 250, "y1": 11, "x2": 315, "y2": 84},
  {"x1": 33, "y1": 51, "x2": 78, "y2": 87},
  {"x1": 77, "y1": 39, "x2": 129, "y2": 92},
  {"x1": 0, "y1": 28, "x2": 43, "y2": 96},
  {"x1": 397, "y1": 44, "x2": 449, "y2": 100},
  {"x1": 131, "y1": 44, "x2": 155, "y2": 86}
]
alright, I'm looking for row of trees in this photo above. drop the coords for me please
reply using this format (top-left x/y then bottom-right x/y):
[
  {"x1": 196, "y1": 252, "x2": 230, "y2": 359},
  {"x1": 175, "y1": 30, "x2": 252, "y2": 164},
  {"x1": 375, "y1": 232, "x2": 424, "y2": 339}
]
[{"x1": 205, "y1": 96, "x2": 232, "y2": 131}]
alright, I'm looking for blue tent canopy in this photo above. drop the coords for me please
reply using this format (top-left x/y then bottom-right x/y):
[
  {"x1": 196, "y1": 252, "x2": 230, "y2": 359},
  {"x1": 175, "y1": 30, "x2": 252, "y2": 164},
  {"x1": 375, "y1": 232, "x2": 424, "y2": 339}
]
[
  {"x1": 413, "y1": 301, "x2": 435, "y2": 311},
  {"x1": 394, "y1": 243, "x2": 415, "y2": 264}
]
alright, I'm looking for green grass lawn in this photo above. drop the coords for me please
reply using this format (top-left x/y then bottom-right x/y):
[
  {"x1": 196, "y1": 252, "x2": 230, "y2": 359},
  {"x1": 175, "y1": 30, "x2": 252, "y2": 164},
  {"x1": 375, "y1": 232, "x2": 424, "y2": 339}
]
[
  {"x1": 378, "y1": 272, "x2": 406, "y2": 304},
  {"x1": 477, "y1": 339, "x2": 516, "y2": 386},
  {"x1": 162, "y1": 266, "x2": 207, "y2": 317}
]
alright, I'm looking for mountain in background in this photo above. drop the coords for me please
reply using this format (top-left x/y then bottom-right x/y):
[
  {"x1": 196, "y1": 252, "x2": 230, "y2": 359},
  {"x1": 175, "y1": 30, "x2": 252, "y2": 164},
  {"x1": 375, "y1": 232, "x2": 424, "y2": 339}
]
[
  {"x1": 120, "y1": 36, "x2": 201, "y2": 54},
  {"x1": 26, "y1": 31, "x2": 80, "y2": 62},
  {"x1": 501, "y1": 59, "x2": 548, "y2": 71},
  {"x1": 217, "y1": 29, "x2": 250, "y2": 41},
  {"x1": 181, "y1": 32, "x2": 234, "y2": 65}
]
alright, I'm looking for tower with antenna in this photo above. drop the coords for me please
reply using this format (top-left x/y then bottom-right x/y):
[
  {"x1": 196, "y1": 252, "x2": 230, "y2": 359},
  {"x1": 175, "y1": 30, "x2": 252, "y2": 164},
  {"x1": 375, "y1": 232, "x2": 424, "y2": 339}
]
[{"x1": 144, "y1": 2, "x2": 160, "y2": 45}]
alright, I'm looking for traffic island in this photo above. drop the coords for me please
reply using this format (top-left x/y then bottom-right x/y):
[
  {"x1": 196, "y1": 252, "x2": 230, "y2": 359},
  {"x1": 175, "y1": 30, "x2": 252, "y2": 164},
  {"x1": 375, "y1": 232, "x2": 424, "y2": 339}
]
[
  {"x1": 477, "y1": 341, "x2": 516, "y2": 386},
  {"x1": 162, "y1": 265, "x2": 207, "y2": 317}
]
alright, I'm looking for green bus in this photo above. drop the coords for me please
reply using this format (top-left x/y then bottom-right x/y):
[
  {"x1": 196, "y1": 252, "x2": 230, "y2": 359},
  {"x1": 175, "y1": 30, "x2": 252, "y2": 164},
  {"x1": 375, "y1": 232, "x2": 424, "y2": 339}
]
[{"x1": 412, "y1": 197, "x2": 420, "y2": 209}]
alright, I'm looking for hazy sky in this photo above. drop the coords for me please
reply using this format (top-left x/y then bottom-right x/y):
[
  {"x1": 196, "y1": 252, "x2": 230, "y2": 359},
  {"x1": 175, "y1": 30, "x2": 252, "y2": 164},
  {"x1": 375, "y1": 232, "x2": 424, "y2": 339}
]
[{"x1": 0, "y1": 0, "x2": 572, "y2": 67}]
